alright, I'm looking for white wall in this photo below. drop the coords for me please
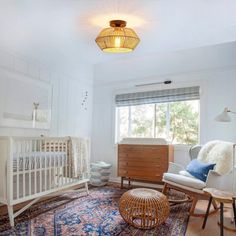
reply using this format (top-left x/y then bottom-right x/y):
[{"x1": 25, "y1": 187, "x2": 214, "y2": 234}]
[
  {"x1": 0, "y1": 49, "x2": 93, "y2": 138},
  {"x1": 91, "y1": 66, "x2": 236, "y2": 190},
  {"x1": 94, "y1": 42, "x2": 236, "y2": 86}
]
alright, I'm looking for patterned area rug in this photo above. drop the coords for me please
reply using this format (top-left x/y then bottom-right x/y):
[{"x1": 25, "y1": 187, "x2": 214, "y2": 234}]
[{"x1": 0, "y1": 186, "x2": 191, "y2": 236}]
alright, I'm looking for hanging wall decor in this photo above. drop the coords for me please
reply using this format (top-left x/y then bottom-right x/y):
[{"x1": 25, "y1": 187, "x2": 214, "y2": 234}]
[{"x1": 81, "y1": 91, "x2": 88, "y2": 111}]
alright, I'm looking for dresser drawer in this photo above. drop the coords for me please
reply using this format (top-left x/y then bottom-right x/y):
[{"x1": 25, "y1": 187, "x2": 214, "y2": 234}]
[
  {"x1": 118, "y1": 147, "x2": 168, "y2": 156},
  {"x1": 118, "y1": 160, "x2": 161, "y2": 168},
  {"x1": 118, "y1": 156, "x2": 164, "y2": 163},
  {"x1": 117, "y1": 144, "x2": 174, "y2": 183},
  {"x1": 118, "y1": 169, "x2": 162, "y2": 181}
]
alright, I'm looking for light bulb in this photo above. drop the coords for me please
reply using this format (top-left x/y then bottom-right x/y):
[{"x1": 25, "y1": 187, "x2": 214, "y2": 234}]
[{"x1": 115, "y1": 37, "x2": 121, "y2": 48}]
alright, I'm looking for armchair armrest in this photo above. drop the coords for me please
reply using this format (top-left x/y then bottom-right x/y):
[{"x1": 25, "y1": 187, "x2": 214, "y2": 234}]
[
  {"x1": 206, "y1": 170, "x2": 233, "y2": 190},
  {"x1": 167, "y1": 162, "x2": 185, "y2": 174},
  {"x1": 205, "y1": 170, "x2": 222, "y2": 189}
]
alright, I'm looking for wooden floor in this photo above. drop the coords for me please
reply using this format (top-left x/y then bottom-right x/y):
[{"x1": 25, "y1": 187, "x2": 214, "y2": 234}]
[{"x1": 186, "y1": 200, "x2": 236, "y2": 236}]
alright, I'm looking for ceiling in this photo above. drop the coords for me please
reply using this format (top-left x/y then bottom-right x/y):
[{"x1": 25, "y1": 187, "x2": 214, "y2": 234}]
[{"x1": 0, "y1": 0, "x2": 236, "y2": 75}]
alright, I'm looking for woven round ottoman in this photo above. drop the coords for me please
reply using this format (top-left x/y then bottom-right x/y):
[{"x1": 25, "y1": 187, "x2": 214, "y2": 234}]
[{"x1": 119, "y1": 188, "x2": 170, "y2": 229}]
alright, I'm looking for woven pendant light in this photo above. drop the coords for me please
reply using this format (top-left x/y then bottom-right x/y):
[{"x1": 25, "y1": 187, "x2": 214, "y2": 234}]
[{"x1": 95, "y1": 20, "x2": 140, "y2": 53}]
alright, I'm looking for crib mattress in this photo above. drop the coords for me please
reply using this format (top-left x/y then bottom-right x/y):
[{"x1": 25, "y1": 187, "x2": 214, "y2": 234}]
[{"x1": 13, "y1": 152, "x2": 67, "y2": 172}]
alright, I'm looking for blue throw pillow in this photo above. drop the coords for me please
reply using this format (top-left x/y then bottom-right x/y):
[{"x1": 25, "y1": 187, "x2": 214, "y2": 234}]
[{"x1": 186, "y1": 159, "x2": 216, "y2": 182}]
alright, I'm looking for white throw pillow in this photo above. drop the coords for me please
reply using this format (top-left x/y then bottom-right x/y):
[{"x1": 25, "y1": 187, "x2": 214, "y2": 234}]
[{"x1": 179, "y1": 170, "x2": 196, "y2": 179}]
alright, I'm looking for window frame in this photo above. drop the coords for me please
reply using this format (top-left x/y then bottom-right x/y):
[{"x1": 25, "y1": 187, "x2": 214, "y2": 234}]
[
  {"x1": 115, "y1": 100, "x2": 200, "y2": 144},
  {"x1": 113, "y1": 82, "x2": 204, "y2": 145}
]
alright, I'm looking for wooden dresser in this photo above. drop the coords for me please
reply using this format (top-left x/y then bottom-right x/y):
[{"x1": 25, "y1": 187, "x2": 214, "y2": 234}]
[{"x1": 118, "y1": 144, "x2": 174, "y2": 188}]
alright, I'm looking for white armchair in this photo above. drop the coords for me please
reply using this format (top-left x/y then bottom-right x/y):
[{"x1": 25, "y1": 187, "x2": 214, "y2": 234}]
[{"x1": 162, "y1": 141, "x2": 233, "y2": 216}]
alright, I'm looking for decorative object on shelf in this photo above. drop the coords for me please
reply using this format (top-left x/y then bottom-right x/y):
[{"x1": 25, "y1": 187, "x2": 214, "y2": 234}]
[
  {"x1": 81, "y1": 91, "x2": 88, "y2": 110},
  {"x1": 119, "y1": 188, "x2": 170, "y2": 229},
  {"x1": 95, "y1": 20, "x2": 140, "y2": 53}
]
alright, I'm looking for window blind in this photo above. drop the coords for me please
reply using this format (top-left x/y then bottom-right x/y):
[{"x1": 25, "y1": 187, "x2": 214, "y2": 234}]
[{"x1": 115, "y1": 86, "x2": 200, "y2": 107}]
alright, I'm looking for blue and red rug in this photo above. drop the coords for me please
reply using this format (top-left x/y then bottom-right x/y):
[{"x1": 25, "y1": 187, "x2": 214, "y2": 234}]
[{"x1": 0, "y1": 186, "x2": 191, "y2": 236}]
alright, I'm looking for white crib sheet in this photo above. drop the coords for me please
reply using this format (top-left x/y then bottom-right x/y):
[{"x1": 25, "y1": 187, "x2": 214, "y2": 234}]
[{"x1": 13, "y1": 152, "x2": 67, "y2": 172}]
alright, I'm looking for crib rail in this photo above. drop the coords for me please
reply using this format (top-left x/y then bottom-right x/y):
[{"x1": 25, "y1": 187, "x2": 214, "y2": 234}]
[{"x1": 5, "y1": 137, "x2": 89, "y2": 205}]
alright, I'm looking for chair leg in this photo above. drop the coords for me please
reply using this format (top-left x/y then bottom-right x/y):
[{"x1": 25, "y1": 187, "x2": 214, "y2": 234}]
[
  {"x1": 232, "y1": 200, "x2": 236, "y2": 227},
  {"x1": 202, "y1": 196, "x2": 212, "y2": 229},
  {"x1": 220, "y1": 202, "x2": 224, "y2": 236},
  {"x1": 189, "y1": 197, "x2": 198, "y2": 215},
  {"x1": 212, "y1": 199, "x2": 218, "y2": 210}
]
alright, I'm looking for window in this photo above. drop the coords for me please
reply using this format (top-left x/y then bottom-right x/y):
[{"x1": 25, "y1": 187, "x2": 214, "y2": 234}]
[{"x1": 115, "y1": 86, "x2": 200, "y2": 144}]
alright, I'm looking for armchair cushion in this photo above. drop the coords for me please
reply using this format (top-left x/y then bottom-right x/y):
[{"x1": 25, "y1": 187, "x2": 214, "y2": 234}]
[
  {"x1": 179, "y1": 170, "x2": 195, "y2": 179},
  {"x1": 186, "y1": 159, "x2": 216, "y2": 182},
  {"x1": 163, "y1": 173, "x2": 206, "y2": 190}
]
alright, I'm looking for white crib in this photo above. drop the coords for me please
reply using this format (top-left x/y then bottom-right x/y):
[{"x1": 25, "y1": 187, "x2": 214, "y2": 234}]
[{"x1": 0, "y1": 136, "x2": 90, "y2": 227}]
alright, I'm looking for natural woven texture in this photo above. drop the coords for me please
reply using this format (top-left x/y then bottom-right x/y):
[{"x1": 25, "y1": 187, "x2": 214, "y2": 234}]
[
  {"x1": 119, "y1": 188, "x2": 170, "y2": 229},
  {"x1": 95, "y1": 27, "x2": 140, "y2": 53}
]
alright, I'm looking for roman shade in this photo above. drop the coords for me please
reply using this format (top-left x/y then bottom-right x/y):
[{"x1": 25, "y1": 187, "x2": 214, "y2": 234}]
[{"x1": 115, "y1": 86, "x2": 200, "y2": 107}]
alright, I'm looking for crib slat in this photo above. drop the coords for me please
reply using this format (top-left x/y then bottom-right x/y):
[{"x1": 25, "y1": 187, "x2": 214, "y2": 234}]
[
  {"x1": 69, "y1": 141, "x2": 72, "y2": 183},
  {"x1": 49, "y1": 140, "x2": 52, "y2": 190},
  {"x1": 7, "y1": 138, "x2": 14, "y2": 205},
  {"x1": 23, "y1": 141, "x2": 26, "y2": 198},
  {"x1": 65, "y1": 141, "x2": 68, "y2": 184},
  {"x1": 39, "y1": 142, "x2": 42, "y2": 193},
  {"x1": 42, "y1": 141, "x2": 46, "y2": 191},
  {"x1": 34, "y1": 140, "x2": 37, "y2": 194},
  {"x1": 62, "y1": 141, "x2": 65, "y2": 186},
  {"x1": 56, "y1": 141, "x2": 60, "y2": 187},
  {"x1": 52, "y1": 141, "x2": 55, "y2": 188},
  {"x1": 29, "y1": 140, "x2": 32, "y2": 196},
  {"x1": 16, "y1": 141, "x2": 19, "y2": 200},
  {"x1": 59, "y1": 141, "x2": 62, "y2": 185}
]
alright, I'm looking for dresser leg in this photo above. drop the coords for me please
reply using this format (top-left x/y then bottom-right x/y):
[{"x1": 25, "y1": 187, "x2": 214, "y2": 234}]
[
  {"x1": 121, "y1": 177, "x2": 124, "y2": 189},
  {"x1": 162, "y1": 183, "x2": 168, "y2": 195}
]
